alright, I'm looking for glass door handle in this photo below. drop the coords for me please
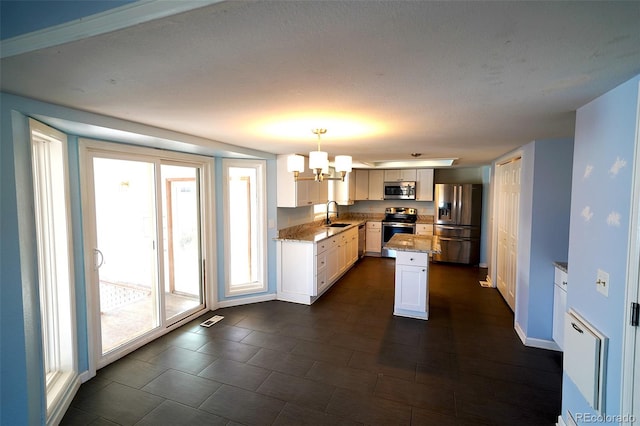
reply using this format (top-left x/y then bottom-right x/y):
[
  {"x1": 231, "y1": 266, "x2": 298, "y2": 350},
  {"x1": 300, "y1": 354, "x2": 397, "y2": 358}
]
[{"x1": 94, "y1": 248, "x2": 104, "y2": 269}]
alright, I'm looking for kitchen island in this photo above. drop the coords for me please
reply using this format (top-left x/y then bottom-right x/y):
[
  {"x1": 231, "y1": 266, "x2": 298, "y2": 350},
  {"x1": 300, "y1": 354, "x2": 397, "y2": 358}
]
[{"x1": 385, "y1": 234, "x2": 441, "y2": 320}]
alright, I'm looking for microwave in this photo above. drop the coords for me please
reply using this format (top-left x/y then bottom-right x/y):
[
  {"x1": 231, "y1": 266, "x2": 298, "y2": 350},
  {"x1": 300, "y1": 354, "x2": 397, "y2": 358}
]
[{"x1": 383, "y1": 181, "x2": 416, "y2": 200}]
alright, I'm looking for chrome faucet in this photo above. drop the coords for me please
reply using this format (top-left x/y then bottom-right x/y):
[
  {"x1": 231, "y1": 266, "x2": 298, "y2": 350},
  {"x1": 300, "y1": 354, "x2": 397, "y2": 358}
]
[{"x1": 326, "y1": 200, "x2": 339, "y2": 225}]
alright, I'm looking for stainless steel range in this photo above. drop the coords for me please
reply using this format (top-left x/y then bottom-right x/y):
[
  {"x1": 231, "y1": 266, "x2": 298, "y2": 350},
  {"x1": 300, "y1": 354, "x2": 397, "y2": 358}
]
[{"x1": 381, "y1": 207, "x2": 417, "y2": 258}]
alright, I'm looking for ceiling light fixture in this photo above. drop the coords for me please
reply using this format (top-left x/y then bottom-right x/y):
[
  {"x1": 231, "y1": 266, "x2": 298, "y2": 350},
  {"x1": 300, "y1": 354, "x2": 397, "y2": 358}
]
[{"x1": 287, "y1": 129, "x2": 352, "y2": 182}]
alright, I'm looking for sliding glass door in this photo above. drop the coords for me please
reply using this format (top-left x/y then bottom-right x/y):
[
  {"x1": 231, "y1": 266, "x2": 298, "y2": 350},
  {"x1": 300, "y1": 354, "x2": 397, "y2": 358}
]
[
  {"x1": 82, "y1": 142, "x2": 210, "y2": 366},
  {"x1": 92, "y1": 157, "x2": 160, "y2": 354}
]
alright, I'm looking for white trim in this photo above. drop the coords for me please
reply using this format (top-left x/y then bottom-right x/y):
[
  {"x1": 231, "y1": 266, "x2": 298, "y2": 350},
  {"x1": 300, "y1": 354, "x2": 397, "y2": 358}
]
[
  {"x1": 221, "y1": 159, "x2": 268, "y2": 297},
  {"x1": 484, "y1": 274, "x2": 495, "y2": 288},
  {"x1": 46, "y1": 374, "x2": 80, "y2": 426},
  {"x1": 490, "y1": 151, "x2": 524, "y2": 309},
  {"x1": 28, "y1": 118, "x2": 80, "y2": 423},
  {"x1": 514, "y1": 321, "x2": 561, "y2": 351},
  {"x1": 0, "y1": 0, "x2": 223, "y2": 59},
  {"x1": 217, "y1": 293, "x2": 277, "y2": 308},
  {"x1": 78, "y1": 138, "x2": 215, "y2": 371},
  {"x1": 557, "y1": 414, "x2": 568, "y2": 426},
  {"x1": 78, "y1": 370, "x2": 94, "y2": 384},
  {"x1": 621, "y1": 79, "x2": 640, "y2": 425}
]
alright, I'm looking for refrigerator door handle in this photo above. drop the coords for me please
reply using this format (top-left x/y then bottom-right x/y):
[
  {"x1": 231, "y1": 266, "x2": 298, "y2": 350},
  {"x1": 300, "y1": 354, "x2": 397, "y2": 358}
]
[
  {"x1": 438, "y1": 236, "x2": 471, "y2": 242},
  {"x1": 457, "y1": 185, "x2": 463, "y2": 224},
  {"x1": 452, "y1": 186, "x2": 458, "y2": 223}
]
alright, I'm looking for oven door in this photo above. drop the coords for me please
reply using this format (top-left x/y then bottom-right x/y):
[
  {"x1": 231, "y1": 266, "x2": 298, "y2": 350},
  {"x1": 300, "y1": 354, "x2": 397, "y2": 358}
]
[{"x1": 381, "y1": 222, "x2": 415, "y2": 258}]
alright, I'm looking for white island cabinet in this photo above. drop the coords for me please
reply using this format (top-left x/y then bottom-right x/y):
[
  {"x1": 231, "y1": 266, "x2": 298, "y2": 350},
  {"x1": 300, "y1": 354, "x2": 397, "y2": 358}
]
[{"x1": 385, "y1": 234, "x2": 441, "y2": 320}]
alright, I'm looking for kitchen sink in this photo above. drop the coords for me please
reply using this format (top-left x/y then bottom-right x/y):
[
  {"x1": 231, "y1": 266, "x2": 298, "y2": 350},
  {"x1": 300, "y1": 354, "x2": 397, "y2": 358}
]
[{"x1": 326, "y1": 223, "x2": 350, "y2": 228}]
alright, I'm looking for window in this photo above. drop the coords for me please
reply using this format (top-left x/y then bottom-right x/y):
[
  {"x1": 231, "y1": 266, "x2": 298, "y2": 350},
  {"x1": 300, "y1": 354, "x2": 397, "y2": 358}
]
[
  {"x1": 29, "y1": 119, "x2": 77, "y2": 420},
  {"x1": 222, "y1": 159, "x2": 267, "y2": 296}
]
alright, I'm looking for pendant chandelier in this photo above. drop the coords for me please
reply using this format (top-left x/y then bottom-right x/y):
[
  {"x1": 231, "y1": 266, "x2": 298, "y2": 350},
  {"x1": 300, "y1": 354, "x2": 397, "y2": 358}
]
[{"x1": 287, "y1": 128, "x2": 352, "y2": 182}]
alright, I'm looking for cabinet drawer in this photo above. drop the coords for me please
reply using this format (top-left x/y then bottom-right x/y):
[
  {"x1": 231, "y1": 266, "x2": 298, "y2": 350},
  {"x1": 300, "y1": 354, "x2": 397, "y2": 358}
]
[
  {"x1": 554, "y1": 268, "x2": 568, "y2": 289},
  {"x1": 316, "y1": 252, "x2": 328, "y2": 272},
  {"x1": 366, "y1": 221, "x2": 381, "y2": 230},
  {"x1": 316, "y1": 238, "x2": 337, "y2": 255},
  {"x1": 415, "y1": 224, "x2": 433, "y2": 235},
  {"x1": 316, "y1": 269, "x2": 329, "y2": 295},
  {"x1": 396, "y1": 251, "x2": 429, "y2": 266}
]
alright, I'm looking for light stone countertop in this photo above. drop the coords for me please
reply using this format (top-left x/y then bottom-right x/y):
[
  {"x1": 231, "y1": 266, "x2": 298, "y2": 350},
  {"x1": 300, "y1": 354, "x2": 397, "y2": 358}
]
[
  {"x1": 275, "y1": 219, "x2": 366, "y2": 243},
  {"x1": 385, "y1": 234, "x2": 441, "y2": 254}
]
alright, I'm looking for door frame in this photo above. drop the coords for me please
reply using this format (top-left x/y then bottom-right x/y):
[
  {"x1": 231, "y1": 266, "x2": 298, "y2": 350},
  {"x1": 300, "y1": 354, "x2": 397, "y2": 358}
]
[
  {"x1": 78, "y1": 138, "x2": 217, "y2": 374},
  {"x1": 621, "y1": 80, "x2": 640, "y2": 425}
]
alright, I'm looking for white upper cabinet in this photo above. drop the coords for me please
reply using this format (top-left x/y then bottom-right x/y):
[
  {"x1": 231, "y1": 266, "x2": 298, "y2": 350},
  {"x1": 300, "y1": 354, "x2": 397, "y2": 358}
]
[
  {"x1": 355, "y1": 169, "x2": 385, "y2": 201},
  {"x1": 277, "y1": 155, "x2": 328, "y2": 207},
  {"x1": 368, "y1": 170, "x2": 385, "y2": 200},
  {"x1": 352, "y1": 168, "x2": 431, "y2": 202},
  {"x1": 354, "y1": 169, "x2": 370, "y2": 200},
  {"x1": 415, "y1": 169, "x2": 434, "y2": 201},
  {"x1": 332, "y1": 170, "x2": 356, "y2": 205},
  {"x1": 384, "y1": 169, "x2": 417, "y2": 182}
]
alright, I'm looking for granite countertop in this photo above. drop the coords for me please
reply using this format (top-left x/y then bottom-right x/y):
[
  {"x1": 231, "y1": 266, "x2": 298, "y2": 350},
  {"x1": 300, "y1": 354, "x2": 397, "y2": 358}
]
[
  {"x1": 553, "y1": 261, "x2": 568, "y2": 273},
  {"x1": 275, "y1": 219, "x2": 366, "y2": 243},
  {"x1": 385, "y1": 234, "x2": 441, "y2": 254},
  {"x1": 276, "y1": 213, "x2": 434, "y2": 244}
]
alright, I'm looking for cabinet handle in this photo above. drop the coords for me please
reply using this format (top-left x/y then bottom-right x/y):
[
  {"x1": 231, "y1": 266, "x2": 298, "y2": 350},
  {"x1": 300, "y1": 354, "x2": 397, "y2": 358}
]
[
  {"x1": 422, "y1": 269, "x2": 426, "y2": 272},
  {"x1": 571, "y1": 322, "x2": 584, "y2": 334},
  {"x1": 410, "y1": 258, "x2": 414, "y2": 261}
]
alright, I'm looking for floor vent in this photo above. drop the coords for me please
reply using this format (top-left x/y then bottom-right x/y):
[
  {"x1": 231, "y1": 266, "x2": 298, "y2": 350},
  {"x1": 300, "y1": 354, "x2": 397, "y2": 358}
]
[{"x1": 200, "y1": 315, "x2": 224, "y2": 327}]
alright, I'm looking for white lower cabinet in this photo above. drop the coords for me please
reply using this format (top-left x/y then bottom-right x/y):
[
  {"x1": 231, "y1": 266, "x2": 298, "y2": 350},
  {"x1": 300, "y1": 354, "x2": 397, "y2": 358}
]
[
  {"x1": 394, "y1": 251, "x2": 429, "y2": 320},
  {"x1": 277, "y1": 227, "x2": 359, "y2": 304},
  {"x1": 552, "y1": 266, "x2": 568, "y2": 350},
  {"x1": 347, "y1": 229, "x2": 358, "y2": 264},
  {"x1": 365, "y1": 221, "x2": 382, "y2": 255},
  {"x1": 415, "y1": 224, "x2": 433, "y2": 236}
]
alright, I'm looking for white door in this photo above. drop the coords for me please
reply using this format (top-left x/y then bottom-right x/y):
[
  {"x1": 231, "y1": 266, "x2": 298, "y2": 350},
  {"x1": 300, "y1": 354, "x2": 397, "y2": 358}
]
[{"x1": 496, "y1": 158, "x2": 521, "y2": 311}]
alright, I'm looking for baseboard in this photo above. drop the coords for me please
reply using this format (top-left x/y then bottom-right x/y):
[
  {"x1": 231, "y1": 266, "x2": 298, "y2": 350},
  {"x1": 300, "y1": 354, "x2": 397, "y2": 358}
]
[
  {"x1": 217, "y1": 293, "x2": 276, "y2": 308},
  {"x1": 47, "y1": 373, "x2": 81, "y2": 426},
  {"x1": 79, "y1": 369, "x2": 95, "y2": 384},
  {"x1": 485, "y1": 275, "x2": 495, "y2": 287},
  {"x1": 515, "y1": 321, "x2": 562, "y2": 351},
  {"x1": 557, "y1": 414, "x2": 567, "y2": 426}
]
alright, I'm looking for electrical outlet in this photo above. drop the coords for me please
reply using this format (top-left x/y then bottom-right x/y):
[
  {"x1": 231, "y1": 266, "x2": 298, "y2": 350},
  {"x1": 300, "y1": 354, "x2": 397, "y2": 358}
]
[{"x1": 596, "y1": 269, "x2": 609, "y2": 297}]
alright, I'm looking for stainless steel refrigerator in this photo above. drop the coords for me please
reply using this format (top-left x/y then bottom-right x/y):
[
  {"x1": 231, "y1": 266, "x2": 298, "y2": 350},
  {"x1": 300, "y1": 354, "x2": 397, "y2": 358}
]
[{"x1": 433, "y1": 184, "x2": 482, "y2": 265}]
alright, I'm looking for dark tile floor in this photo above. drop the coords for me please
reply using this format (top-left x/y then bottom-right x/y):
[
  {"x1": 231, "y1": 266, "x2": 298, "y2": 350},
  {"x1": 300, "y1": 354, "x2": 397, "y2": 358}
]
[{"x1": 62, "y1": 257, "x2": 562, "y2": 425}]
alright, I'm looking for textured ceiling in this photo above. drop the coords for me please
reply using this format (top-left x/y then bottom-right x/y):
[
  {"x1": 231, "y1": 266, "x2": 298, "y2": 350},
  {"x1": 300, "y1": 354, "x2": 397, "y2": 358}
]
[{"x1": 2, "y1": 1, "x2": 640, "y2": 166}]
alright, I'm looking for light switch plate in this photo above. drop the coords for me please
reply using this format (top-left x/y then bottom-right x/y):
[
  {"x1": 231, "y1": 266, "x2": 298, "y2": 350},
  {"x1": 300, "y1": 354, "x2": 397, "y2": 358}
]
[{"x1": 596, "y1": 269, "x2": 609, "y2": 297}]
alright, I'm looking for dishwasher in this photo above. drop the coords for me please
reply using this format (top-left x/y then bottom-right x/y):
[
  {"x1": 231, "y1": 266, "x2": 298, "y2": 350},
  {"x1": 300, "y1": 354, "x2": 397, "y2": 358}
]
[{"x1": 358, "y1": 223, "x2": 366, "y2": 258}]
